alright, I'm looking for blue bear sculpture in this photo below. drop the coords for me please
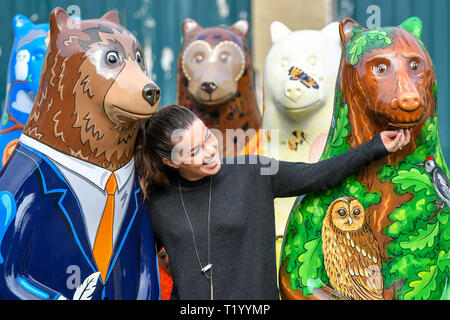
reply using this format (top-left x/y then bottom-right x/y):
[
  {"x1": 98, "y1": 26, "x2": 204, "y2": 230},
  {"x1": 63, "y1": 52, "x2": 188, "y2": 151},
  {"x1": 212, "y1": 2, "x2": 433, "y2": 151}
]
[{"x1": 0, "y1": 15, "x2": 49, "y2": 169}]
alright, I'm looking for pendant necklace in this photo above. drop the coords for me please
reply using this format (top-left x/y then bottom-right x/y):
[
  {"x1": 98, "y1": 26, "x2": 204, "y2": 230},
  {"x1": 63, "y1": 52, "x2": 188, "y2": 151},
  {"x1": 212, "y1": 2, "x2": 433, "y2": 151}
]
[{"x1": 178, "y1": 175, "x2": 214, "y2": 300}]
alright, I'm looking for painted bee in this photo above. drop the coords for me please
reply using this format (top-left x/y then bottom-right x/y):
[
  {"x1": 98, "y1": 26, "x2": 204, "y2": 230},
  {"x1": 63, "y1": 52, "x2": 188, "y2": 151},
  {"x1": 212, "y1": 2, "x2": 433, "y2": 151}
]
[{"x1": 288, "y1": 130, "x2": 309, "y2": 151}]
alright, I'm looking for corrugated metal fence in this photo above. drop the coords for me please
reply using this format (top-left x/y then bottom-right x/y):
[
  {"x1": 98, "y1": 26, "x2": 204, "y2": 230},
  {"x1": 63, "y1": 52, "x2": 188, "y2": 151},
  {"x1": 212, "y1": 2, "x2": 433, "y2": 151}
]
[
  {"x1": 0, "y1": 0, "x2": 252, "y2": 107},
  {"x1": 338, "y1": 0, "x2": 449, "y2": 160}
]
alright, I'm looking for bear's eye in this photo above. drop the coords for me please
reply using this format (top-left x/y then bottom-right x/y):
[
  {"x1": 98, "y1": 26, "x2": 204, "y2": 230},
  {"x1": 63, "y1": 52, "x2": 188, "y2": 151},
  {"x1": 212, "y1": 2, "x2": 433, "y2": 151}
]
[
  {"x1": 337, "y1": 209, "x2": 346, "y2": 217},
  {"x1": 32, "y1": 50, "x2": 45, "y2": 61},
  {"x1": 353, "y1": 208, "x2": 361, "y2": 216},
  {"x1": 410, "y1": 60, "x2": 419, "y2": 71},
  {"x1": 281, "y1": 58, "x2": 289, "y2": 68},
  {"x1": 219, "y1": 52, "x2": 230, "y2": 63},
  {"x1": 136, "y1": 51, "x2": 142, "y2": 64},
  {"x1": 307, "y1": 55, "x2": 317, "y2": 66},
  {"x1": 106, "y1": 51, "x2": 119, "y2": 65},
  {"x1": 193, "y1": 53, "x2": 204, "y2": 63},
  {"x1": 375, "y1": 63, "x2": 388, "y2": 74}
]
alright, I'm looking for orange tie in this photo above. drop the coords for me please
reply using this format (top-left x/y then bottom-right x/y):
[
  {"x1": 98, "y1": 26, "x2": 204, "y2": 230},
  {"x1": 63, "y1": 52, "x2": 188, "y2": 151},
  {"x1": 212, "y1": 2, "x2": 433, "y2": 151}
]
[{"x1": 93, "y1": 173, "x2": 117, "y2": 283}]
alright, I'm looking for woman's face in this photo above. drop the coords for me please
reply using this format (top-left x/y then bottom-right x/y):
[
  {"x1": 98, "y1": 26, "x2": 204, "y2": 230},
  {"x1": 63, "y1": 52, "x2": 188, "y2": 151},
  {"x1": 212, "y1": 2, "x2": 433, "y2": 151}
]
[{"x1": 165, "y1": 119, "x2": 221, "y2": 180}]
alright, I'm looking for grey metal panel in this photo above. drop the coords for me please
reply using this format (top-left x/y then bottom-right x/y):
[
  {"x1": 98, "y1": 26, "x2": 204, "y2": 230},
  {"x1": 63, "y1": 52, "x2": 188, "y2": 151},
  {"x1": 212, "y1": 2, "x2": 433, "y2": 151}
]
[{"x1": 338, "y1": 0, "x2": 450, "y2": 159}]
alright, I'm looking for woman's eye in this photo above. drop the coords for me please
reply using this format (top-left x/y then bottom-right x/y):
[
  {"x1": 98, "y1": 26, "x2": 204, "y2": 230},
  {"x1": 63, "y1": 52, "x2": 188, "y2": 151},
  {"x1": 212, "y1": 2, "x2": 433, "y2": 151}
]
[
  {"x1": 374, "y1": 63, "x2": 388, "y2": 74},
  {"x1": 191, "y1": 147, "x2": 201, "y2": 157},
  {"x1": 106, "y1": 51, "x2": 119, "y2": 65},
  {"x1": 353, "y1": 208, "x2": 361, "y2": 216},
  {"x1": 337, "y1": 209, "x2": 346, "y2": 217},
  {"x1": 410, "y1": 60, "x2": 419, "y2": 71}
]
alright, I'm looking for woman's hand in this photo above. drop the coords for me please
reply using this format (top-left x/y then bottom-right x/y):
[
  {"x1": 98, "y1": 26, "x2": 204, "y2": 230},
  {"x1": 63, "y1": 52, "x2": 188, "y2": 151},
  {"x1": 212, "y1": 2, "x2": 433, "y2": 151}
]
[{"x1": 380, "y1": 129, "x2": 411, "y2": 153}]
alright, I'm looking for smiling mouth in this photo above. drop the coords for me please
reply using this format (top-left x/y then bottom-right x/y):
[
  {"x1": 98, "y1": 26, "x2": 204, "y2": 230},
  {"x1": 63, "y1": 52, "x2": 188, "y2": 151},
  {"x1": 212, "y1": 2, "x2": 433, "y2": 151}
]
[
  {"x1": 196, "y1": 93, "x2": 235, "y2": 105},
  {"x1": 278, "y1": 99, "x2": 323, "y2": 111},
  {"x1": 204, "y1": 156, "x2": 215, "y2": 164},
  {"x1": 387, "y1": 118, "x2": 422, "y2": 128},
  {"x1": 111, "y1": 105, "x2": 153, "y2": 119},
  {"x1": 203, "y1": 154, "x2": 218, "y2": 166}
]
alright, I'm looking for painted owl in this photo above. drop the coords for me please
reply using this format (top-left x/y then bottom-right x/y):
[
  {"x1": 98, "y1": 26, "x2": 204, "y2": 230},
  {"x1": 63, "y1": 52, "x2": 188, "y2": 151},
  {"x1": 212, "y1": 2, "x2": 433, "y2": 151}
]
[
  {"x1": 321, "y1": 196, "x2": 384, "y2": 300},
  {"x1": 15, "y1": 49, "x2": 30, "y2": 81}
]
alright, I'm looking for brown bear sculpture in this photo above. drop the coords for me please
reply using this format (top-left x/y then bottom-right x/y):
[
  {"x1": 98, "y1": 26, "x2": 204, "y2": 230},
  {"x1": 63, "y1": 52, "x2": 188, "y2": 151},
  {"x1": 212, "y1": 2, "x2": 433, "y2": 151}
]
[{"x1": 0, "y1": 7, "x2": 161, "y2": 300}]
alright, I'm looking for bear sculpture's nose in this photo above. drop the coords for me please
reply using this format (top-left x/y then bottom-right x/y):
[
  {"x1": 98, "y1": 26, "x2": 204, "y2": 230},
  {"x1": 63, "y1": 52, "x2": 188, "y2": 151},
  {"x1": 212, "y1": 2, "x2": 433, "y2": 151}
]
[
  {"x1": 201, "y1": 82, "x2": 217, "y2": 94},
  {"x1": 284, "y1": 83, "x2": 303, "y2": 101},
  {"x1": 397, "y1": 92, "x2": 421, "y2": 111},
  {"x1": 142, "y1": 83, "x2": 161, "y2": 106}
]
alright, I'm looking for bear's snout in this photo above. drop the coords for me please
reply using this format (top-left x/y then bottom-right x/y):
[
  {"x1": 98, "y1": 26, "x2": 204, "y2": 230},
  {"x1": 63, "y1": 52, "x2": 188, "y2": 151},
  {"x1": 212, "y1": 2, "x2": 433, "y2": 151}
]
[
  {"x1": 142, "y1": 83, "x2": 161, "y2": 107},
  {"x1": 396, "y1": 92, "x2": 421, "y2": 112},
  {"x1": 201, "y1": 82, "x2": 218, "y2": 95}
]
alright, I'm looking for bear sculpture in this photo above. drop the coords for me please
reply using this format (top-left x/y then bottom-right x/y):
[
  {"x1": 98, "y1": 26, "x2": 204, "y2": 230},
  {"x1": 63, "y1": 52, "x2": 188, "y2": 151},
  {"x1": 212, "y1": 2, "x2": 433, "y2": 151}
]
[
  {"x1": 176, "y1": 19, "x2": 262, "y2": 157},
  {"x1": 262, "y1": 21, "x2": 341, "y2": 267},
  {"x1": 0, "y1": 8, "x2": 161, "y2": 300},
  {"x1": 0, "y1": 15, "x2": 49, "y2": 168},
  {"x1": 280, "y1": 17, "x2": 449, "y2": 300}
]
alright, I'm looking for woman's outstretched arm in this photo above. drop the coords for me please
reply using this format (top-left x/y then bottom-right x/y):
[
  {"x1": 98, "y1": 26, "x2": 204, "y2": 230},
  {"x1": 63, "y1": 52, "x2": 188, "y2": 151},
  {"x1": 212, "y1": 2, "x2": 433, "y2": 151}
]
[{"x1": 267, "y1": 130, "x2": 409, "y2": 198}]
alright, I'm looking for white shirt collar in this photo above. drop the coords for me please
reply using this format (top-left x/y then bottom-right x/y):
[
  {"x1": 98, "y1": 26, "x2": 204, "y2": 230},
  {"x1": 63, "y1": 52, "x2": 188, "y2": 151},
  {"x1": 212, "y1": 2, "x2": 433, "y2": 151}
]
[{"x1": 19, "y1": 134, "x2": 134, "y2": 191}]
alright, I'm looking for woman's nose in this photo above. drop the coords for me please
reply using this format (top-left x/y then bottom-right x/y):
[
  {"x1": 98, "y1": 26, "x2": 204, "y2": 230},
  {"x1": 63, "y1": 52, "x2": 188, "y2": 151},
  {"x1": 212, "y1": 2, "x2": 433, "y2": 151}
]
[{"x1": 204, "y1": 141, "x2": 216, "y2": 156}]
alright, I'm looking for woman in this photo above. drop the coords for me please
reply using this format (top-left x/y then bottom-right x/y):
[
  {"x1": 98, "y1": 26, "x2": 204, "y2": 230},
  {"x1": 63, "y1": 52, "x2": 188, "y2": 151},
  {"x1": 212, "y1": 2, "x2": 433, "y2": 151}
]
[{"x1": 135, "y1": 105, "x2": 410, "y2": 300}]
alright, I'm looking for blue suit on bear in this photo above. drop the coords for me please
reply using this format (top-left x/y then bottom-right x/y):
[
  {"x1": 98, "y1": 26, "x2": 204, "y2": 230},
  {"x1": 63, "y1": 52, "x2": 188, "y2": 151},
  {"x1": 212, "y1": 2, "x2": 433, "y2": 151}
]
[{"x1": 0, "y1": 142, "x2": 160, "y2": 300}]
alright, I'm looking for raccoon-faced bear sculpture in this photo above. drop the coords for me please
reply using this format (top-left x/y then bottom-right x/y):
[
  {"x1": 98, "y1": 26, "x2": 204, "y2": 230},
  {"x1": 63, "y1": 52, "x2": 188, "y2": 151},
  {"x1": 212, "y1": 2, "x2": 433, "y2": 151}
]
[{"x1": 176, "y1": 19, "x2": 262, "y2": 158}]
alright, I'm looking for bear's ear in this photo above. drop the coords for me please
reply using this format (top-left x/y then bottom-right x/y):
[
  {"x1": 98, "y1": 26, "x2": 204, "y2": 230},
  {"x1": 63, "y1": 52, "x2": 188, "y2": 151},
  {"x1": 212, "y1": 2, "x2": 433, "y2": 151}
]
[
  {"x1": 231, "y1": 20, "x2": 249, "y2": 38},
  {"x1": 339, "y1": 18, "x2": 362, "y2": 45},
  {"x1": 13, "y1": 15, "x2": 33, "y2": 37},
  {"x1": 399, "y1": 16, "x2": 422, "y2": 39},
  {"x1": 321, "y1": 22, "x2": 340, "y2": 41},
  {"x1": 49, "y1": 7, "x2": 72, "y2": 35},
  {"x1": 101, "y1": 11, "x2": 120, "y2": 25},
  {"x1": 182, "y1": 18, "x2": 202, "y2": 36},
  {"x1": 270, "y1": 21, "x2": 291, "y2": 43}
]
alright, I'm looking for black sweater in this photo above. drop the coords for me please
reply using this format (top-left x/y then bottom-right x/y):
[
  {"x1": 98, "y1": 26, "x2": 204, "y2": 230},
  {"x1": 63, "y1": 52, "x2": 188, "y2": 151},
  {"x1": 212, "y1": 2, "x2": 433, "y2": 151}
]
[{"x1": 145, "y1": 134, "x2": 389, "y2": 300}]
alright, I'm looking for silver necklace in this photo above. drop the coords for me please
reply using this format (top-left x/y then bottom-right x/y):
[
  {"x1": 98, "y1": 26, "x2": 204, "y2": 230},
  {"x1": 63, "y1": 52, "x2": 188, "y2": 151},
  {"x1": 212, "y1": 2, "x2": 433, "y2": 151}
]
[{"x1": 178, "y1": 175, "x2": 214, "y2": 300}]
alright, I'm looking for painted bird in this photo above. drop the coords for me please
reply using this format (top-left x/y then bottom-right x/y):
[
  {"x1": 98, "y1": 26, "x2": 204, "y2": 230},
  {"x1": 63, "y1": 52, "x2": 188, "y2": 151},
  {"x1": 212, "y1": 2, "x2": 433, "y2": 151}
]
[
  {"x1": 321, "y1": 196, "x2": 384, "y2": 300},
  {"x1": 415, "y1": 156, "x2": 450, "y2": 211},
  {"x1": 15, "y1": 49, "x2": 30, "y2": 81}
]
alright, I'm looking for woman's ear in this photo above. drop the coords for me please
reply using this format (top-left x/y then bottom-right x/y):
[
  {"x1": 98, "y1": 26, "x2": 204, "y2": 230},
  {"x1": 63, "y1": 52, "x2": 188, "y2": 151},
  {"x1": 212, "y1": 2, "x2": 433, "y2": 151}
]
[{"x1": 162, "y1": 157, "x2": 180, "y2": 169}]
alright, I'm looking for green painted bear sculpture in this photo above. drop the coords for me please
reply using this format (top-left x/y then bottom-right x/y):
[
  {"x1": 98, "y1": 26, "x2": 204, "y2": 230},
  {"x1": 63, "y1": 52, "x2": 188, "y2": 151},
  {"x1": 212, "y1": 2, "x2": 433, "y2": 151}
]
[{"x1": 279, "y1": 17, "x2": 449, "y2": 300}]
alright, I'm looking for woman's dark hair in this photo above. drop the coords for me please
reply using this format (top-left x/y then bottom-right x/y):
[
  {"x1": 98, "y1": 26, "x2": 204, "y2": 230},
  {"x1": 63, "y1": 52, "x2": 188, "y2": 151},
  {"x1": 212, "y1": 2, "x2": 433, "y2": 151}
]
[{"x1": 135, "y1": 104, "x2": 198, "y2": 198}]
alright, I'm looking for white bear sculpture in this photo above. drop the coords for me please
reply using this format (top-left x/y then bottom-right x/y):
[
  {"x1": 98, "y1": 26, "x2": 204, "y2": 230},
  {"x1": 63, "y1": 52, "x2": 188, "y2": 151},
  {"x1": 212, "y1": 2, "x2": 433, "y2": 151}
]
[{"x1": 262, "y1": 21, "x2": 341, "y2": 265}]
